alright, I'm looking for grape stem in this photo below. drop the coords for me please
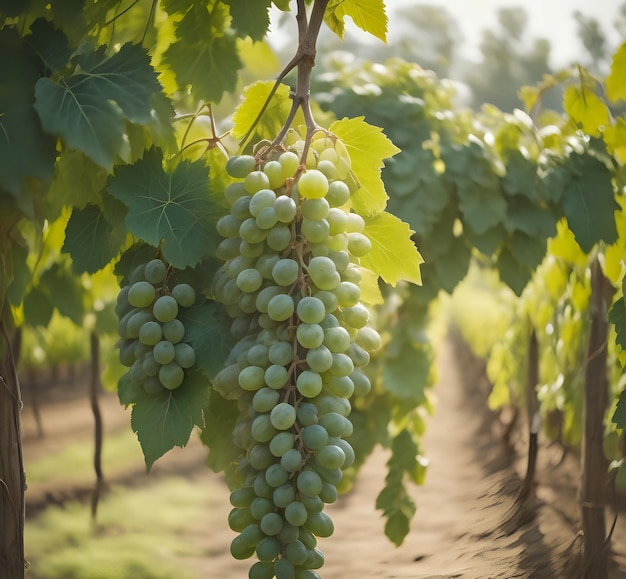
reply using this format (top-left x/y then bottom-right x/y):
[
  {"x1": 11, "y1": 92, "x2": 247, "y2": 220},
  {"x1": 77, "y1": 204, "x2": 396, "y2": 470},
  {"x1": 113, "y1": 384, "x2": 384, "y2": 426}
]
[{"x1": 240, "y1": 0, "x2": 330, "y2": 159}]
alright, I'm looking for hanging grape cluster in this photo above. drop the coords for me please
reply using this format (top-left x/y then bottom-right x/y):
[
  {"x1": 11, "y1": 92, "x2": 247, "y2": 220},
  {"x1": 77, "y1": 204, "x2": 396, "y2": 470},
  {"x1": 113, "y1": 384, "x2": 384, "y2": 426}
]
[
  {"x1": 116, "y1": 257, "x2": 198, "y2": 393},
  {"x1": 212, "y1": 131, "x2": 382, "y2": 579}
]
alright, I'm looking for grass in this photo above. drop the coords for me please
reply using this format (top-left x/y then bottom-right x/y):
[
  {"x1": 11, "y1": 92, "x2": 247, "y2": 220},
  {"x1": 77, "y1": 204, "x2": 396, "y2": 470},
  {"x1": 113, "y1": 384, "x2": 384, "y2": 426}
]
[{"x1": 25, "y1": 476, "x2": 225, "y2": 579}]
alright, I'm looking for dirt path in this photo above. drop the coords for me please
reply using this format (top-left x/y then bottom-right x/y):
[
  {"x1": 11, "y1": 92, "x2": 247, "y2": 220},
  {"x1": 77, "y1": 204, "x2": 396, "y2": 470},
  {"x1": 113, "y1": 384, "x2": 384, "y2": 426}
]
[{"x1": 21, "y1": 339, "x2": 626, "y2": 578}]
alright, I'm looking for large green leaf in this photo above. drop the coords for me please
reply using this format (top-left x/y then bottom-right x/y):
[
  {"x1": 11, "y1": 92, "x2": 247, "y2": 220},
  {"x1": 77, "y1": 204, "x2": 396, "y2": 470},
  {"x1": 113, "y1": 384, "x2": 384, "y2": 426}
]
[
  {"x1": 34, "y1": 43, "x2": 162, "y2": 170},
  {"x1": 609, "y1": 298, "x2": 626, "y2": 350},
  {"x1": 130, "y1": 369, "x2": 208, "y2": 470},
  {"x1": 25, "y1": 17, "x2": 72, "y2": 72},
  {"x1": 561, "y1": 153, "x2": 618, "y2": 253},
  {"x1": 107, "y1": 148, "x2": 220, "y2": 269},
  {"x1": 200, "y1": 389, "x2": 240, "y2": 474},
  {"x1": 40, "y1": 262, "x2": 86, "y2": 325},
  {"x1": 456, "y1": 175, "x2": 507, "y2": 235},
  {"x1": 0, "y1": 28, "x2": 56, "y2": 197},
  {"x1": 613, "y1": 389, "x2": 626, "y2": 430},
  {"x1": 225, "y1": 0, "x2": 272, "y2": 41}
]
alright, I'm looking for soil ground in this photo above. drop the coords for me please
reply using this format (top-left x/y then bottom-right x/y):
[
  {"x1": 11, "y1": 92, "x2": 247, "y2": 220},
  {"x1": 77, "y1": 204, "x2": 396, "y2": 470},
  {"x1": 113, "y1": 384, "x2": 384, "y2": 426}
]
[{"x1": 20, "y1": 338, "x2": 626, "y2": 579}]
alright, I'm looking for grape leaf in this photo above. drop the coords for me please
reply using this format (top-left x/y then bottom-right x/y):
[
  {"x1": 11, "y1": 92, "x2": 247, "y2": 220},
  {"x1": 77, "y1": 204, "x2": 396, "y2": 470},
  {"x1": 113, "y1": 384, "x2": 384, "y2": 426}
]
[
  {"x1": 178, "y1": 300, "x2": 236, "y2": 379},
  {"x1": 561, "y1": 153, "x2": 618, "y2": 253},
  {"x1": 603, "y1": 118, "x2": 626, "y2": 164},
  {"x1": 25, "y1": 17, "x2": 71, "y2": 72},
  {"x1": 359, "y1": 267, "x2": 384, "y2": 305},
  {"x1": 456, "y1": 176, "x2": 507, "y2": 236},
  {"x1": 163, "y1": 4, "x2": 241, "y2": 104},
  {"x1": 200, "y1": 389, "x2": 240, "y2": 473},
  {"x1": 34, "y1": 43, "x2": 162, "y2": 170},
  {"x1": 432, "y1": 235, "x2": 471, "y2": 294},
  {"x1": 225, "y1": 0, "x2": 272, "y2": 41},
  {"x1": 497, "y1": 246, "x2": 531, "y2": 296},
  {"x1": 563, "y1": 84, "x2": 610, "y2": 138},
  {"x1": 231, "y1": 81, "x2": 294, "y2": 142},
  {"x1": 325, "y1": 0, "x2": 388, "y2": 43},
  {"x1": 613, "y1": 389, "x2": 626, "y2": 430},
  {"x1": 609, "y1": 298, "x2": 626, "y2": 350},
  {"x1": 23, "y1": 284, "x2": 54, "y2": 328},
  {"x1": 606, "y1": 42, "x2": 626, "y2": 104},
  {"x1": 130, "y1": 369, "x2": 208, "y2": 470},
  {"x1": 107, "y1": 148, "x2": 220, "y2": 269},
  {"x1": 62, "y1": 204, "x2": 127, "y2": 274},
  {"x1": 361, "y1": 211, "x2": 423, "y2": 287},
  {"x1": 0, "y1": 28, "x2": 56, "y2": 197},
  {"x1": 509, "y1": 231, "x2": 547, "y2": 270},
  {"x1": 382, "y1": 339, "x2": 430, "y2": 405},
  {"x1": 330, "y1": 116, "x2": 400, "y2": 216},
  {"x1": 504, "y1": 196, "x2": 557, "y2": 239},
  {"x1": 40, "y1": 262, "x2": 86, "y2": 325},
  {"x1": 502, "y1": 150, "x2": 538, "y2": 200}
]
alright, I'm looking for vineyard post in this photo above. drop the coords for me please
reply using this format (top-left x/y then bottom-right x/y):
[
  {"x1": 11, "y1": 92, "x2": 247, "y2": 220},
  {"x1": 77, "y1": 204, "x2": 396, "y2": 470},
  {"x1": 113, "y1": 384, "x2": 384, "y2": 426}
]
[
  {"x1": 580, "y1": 258, "x2": 612, "y2": 578},
  {"x1": 0, "y1": 309, "x2": 26, "y2": 579}
]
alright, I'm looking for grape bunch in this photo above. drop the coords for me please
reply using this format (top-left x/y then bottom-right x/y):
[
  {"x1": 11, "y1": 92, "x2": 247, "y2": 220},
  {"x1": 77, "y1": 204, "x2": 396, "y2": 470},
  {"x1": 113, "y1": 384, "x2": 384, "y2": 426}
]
[
  {"x1": 212, "y1": 131, "x2": 381, "y2": 579},
  {"x1": 116, "y1": 256, "x2": 198, "y2": 393}
]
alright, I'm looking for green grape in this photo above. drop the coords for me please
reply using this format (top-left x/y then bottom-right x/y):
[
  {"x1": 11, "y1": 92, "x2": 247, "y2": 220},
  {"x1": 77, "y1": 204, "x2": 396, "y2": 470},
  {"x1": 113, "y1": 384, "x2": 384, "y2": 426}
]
[
  {"x1": 217, "y1": 237, "x2": 242, "y2": 260},
  {"x1": 272, "y1": 259, "x2": 299, "y2": 286},
  {"x1": 153, "y1": 340, "x2": 175, "y2": 365},
  {"x1": 265, "y1": 463, "x2": 289, "y2": 488},
  {"x1": 264, "y1": 364, "x2": 288, "y2": 389},
  {"x1": 240, "y1": 241, "x2": 265, "y2": 258},
  {"x1": 286, "y1": 540, "x2": 308, "y2": 566},
  {"x1": 250, "y1": 496, "x2": 274, "y2": 520},
  {"x1": 301, "y1": 218, "x2": 330, "y2": 244},
  {"x1": 280, "y1": 448, "x2": 303, "y2": 473},
  {"x1": 306, "y1": 346, "x2": 333, "y2": 373},
  {"x1": 312, "y1": 393, "x2": 350, "y2": 417},
  {"x1": 278, "y1": 151, "x2": 300, "y2": 178},
  {"x1": 217, "y1": 214, "x2": 241, "y2": 238},
  {"x1": 231, "y1": 535, "x2": 256, "y2": 560},
  {"x1": 333, "y1": 438, "x2": 355, "y2": 468},
  {"x1": 301, "y1": 424, "x2": 328, "y2": 451},
  {"x1": 142, "y1": 352, "x2": 160, "y2": 377},
  {"x1": 318, "y1": 412, "x2": 353, "y2": 438},
  {"x1": 172, "y1": 283, "x2": 196, "y2": 307},
  {"x1": 225, "y1": 182, "x2": 248, "y2": 205},
  {"x1": 329, "y1": 353, "x2": 354, "y2": 377},
  {"x1": 269, "y1": 431, "x2": 295, "y2": 457},
  {"x1": 350, "y1": 369, "x2": 371, "y2": 396},
  {"x1": 345, "y1": 213, "x2": 365, "y2": 233},
  {"x1": 128, "y1": 281, "x2": 155, "y2": 308},
  {"x1": 323, "y1": 327, "x2": 351, "y2": 353},
  {"x1": 315, "y1": 444, "x2": 345, "y2": 470},
  {"x1": 274, "y1": 195, "x2": 297, "y2": 223},
  {"x1": 159, "y1": 361, "x2": 184, "y2": 390},
  {"x1": 325, "y1": 375, "x2": 354, "y2": 398},
  {"x1": 256, "y1": 206, "x2": 278, "y2": 230},
  {"x1": 300, "y1": 494, "x2": 324, "y2": 514},
  {"x1": 285, "y1": 501, "x2": 308, "y2": 527},
  {"x1": 249, "y1": 444, "x2": 274, "y2": 470},
  {"x1": 256, "y1": 286, "x2": 284, "y2": 313},
  {"x1": 326, "y1": 208, "x2": 348, "y2": 236},
  {"x1": 314, "y1": 290, "x2": 339, "y2": 314},
  {"x1": 240, "y1": 218, "x2": 267, "y2": 244},
  {"x1": 295, "y1": 569, "x2": 321, "y2": 579},
  {"x1": 174, "y1": 342, "x2": 196, "y2": 368},
  {"x1": 143, "y1": 375, "x2": 164, "y2": 394},
  {"x1": 230, "y1": 487, "x2": 257, "y2": 508},
  {"x1": 162, "y1": 319, "x2": 185, "y2": 343},
  {"x1": 254, "y1": 472, "x2": 274, "y2": 499},
  {"x1": 249, "y1": 188, "x2": 276, "y2": 217},
  {"x1": 307, "y1": 256, "x2": 340, "y2": 290},
  {"x1": 316, "y1": 159, "x2": 338, "y2": 180},
  {"x1": 130, "y1": 359, "x2": 146, "y2": 383},
  {"x1": 347, "y1": 232, "x2": 372, "y2": 257},
  {"x1": 268, "y1": 295, "x2": 294, "y2": 323},
  {"x1": 296, "y1": 296, "x2": 326, "y2": 324},
  {"x1": 262, "y1": 160, "x2": 285, "y2": 189},
  {"x1": 252, "y1": 388, "x2": 280, "y2": 413},
  {"x1": 270, "y1": 402, "x2": 296, "y2": 430},
  {"x1": 296, "y1": 402, "x2": 319, "y2": 426},
  {"x1": 319, "y1": 313, "x2": 339, "y2": 330},
  {"x1": 341, "y1": 304, "x2": 368, "y2": 328},
  {"x1": 256, "y1": 254, "x2": 280, "y2": 280},
  {"x1": 119, "y1": 340, "x2": 137, "y2": 367},
  {"x1": 296, "y1": 323, "x2": 324, "y2": 349},
  {"x1": 356, "y1": 326, "x2": 382, "y2": 352},
  {"x1": 301, "y1": 198, "x2": 330, "y2": 221},
  {"x1": 249, "y1": 561, "x2": 274, "y2": 579},
  {"x1": 341, "y1": 263, "x2": 362, "y2": 285},
  {"x1": 244, "y1": 170, "x2": 271, "y2": 194},
  {"x1": 251, "y1": 413, "x2": 278, "y2": 442},
  {"x1": 126, "y1": 311, "x2": 154, "y2": 339},
  {"x1": 115, "y1": 285, "x2": 131, "y2": 317},
  {"x1": 327, "y1": 233, "x2": 348, "y2": 252},
  {"x1": 319, "y1": 481, "x2": 338, "y2": 504},
  {"x1": 239, "y1": 365, "x2": 266, "y2": 391},
  {"x1": 139, "y1": 321, "x2": 163, "y2": 346},
  {"x1": 273, "y1": 483, "x2": 296, "y2": 508},
  {"x1": 335, "y1": 281, "x2": 360, "y2": 307},
  {"x1": 346, "y1": 342, "x2": 370, "y2": 368},
  {"x1": 296, "y1": 469, "x2": 323, "y2": 498},
  {"x1": 328, "y1": 250, "x2": 349, "y2": 273},
  {"x1": 256, "y1": 537, "x2": 281, "y2": 562},
  {"x1": 266, "y1": 224, "x2": 292, "y2": 251},
  {"x1": 144, "y1": 259, "x2": 167, "y2": 285},
  {"x1": 298, "y1": 170, "x2": 329, "y2": 199},
  {"x1": 237, "y1": 268, "x2": 264, "y2": 293},
  {"x1": 326, "y1": 181, "x2": 350, "y2": 207},
  {"x1": 298, "y1": 528, "x2": 318, "y2": 549},
  {"x1": 240, "y1": 524, "x2": 265, "y2": 549},
  {"x1": 296, "y1": 370, "x2": 323, "y2": 398},
  {"x1": 268, "y1": 341, "x2": 294, "y2": 366},
  {"x1": 129, "y1": 264, "x2": 146, "y2": 284},
  {"x1": 153, "y1": 295, "x2": 178, "y2": 323},
  {"x1": 305, "y1": 512, "x2": 334, "y2": 538},
  {"x1": 274, "y1": 557, "x2": 295, "y2": 579},
  {"x1": 227, "y1": 155, "x2": 256, "y2": 178}
]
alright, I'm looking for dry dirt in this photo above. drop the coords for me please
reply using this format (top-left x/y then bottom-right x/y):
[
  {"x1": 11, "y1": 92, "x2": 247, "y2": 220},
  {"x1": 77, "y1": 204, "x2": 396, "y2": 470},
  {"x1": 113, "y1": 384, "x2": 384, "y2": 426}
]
[{"x1": 20, "y1": 339, "x2": 626, "y2": 579}]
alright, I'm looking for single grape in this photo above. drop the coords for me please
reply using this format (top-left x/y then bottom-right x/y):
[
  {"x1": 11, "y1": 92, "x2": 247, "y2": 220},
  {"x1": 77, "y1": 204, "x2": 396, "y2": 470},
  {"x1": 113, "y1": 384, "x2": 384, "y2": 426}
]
[
  {"x1": 256, "y1": 206, "x2": 278, "y2": 230},
  {"x1": 268, "y1": 341, "x2": 294, "y2": 366},
  {"x1": 306, "y1": 345, "x2": 333, "y2": 373},
  {"x1": 272, "y1": 259, "x2": 299, "y2": 287},
  {"x1": 297, "y1": 170, "x2": 329, "y2": 199},
  {"x1": 269, "y1": 431, "x2": 295, "y2": 457},
  {"x1": 139, "y1": 320, "x2": 163, "y2": 346},
  {"x1": 285, "y1": 501, "x2": 308, "y2": 527},
  {"x1": 239, "y1": 365, "x2": 266, "y2": 391},
  {"x1": 262, "y1": 160, "x2": 285, "y2": 188},
  {"x1": 144, "y1": 259, "x2": 167, "y2": 285},
  {"x1": 315, "y1": 444, "x2": 346, "y2": 470},
  {"x1": 301, "y1": 218, "x2": 330, "y2": 244},
  {"x1": 217, "y1": 214, "x2": 241, "y2": 238},
  {"x1": 172, "y1": 283, "x2": 196, "y2": 307},
  {"x1": 226, "y1": 155, "x2": 256, "y2": 178},
  {"x1": 278, "y1": 151, "x2": 300, "y2": 179},
  {"x1": 296, "y1": 469, "x2": 323, "y2": 498},
  {"x1": 296, "y1": 323, "x2": 324, "y2": 349},
  {"x1": 128, "y1": 281, "x2": 155, "y2": 308},
  {"x1": 274, "y1": 195, "x2": 297, "y2": 223},
  {"x1": 153, "y1": 340, "x2": 175, "y2": 365},
  {"x1": 347, "y1": 232, "x2": 372, "y2": 257},
  {"x1": 264, "y1": 364, "x2": 288, "y2": 389},
  {"x1": 266, "y1": 224, "x2": 292, "y2": 251},
  {"x1": 356, "y1": 327, "x2": 382, "y2": 352},
  {"x1": 270, "y1": 403, "x2": 297, "y2": 430},
  {"x1": 249, "y1": 188, "x2": 276, "y2": 217},
  {"x1": 159, "y1": 361, "x2": 184, "y2": 390},
  {"x1": 325, "y1": 180, "x2": 350, "y2": 207},
  {"x1": 174, "y1": 342, "x2": 196, "y2": 368},
  {"x1": 301, "y1": 424, "x2": 329, "y2": 451},
  {"x1": 153, "y1": 295, "x2": 178, "y2": 323},
  {"x1": 244, "y1": 170, "x2": 271, "y2": 194},
  {"x1": 252, "y1": 388, "x2": 280, "y2": 413},
  {"x1": 280, "y1": 448, "x2": 303, "y2": 473},
  {"x1": 162, "y1": 318, "x2": 185, "y2": 343},
  {"x1": 225, "y1": 182, "x2": 248, "y2": 205}
]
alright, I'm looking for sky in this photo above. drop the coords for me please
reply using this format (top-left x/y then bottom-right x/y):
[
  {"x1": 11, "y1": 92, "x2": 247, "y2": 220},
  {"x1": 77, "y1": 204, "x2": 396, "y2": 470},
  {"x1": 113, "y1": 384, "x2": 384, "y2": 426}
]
[{"x1": 386, "y1": 0, "x2": 624, "y2": 67}]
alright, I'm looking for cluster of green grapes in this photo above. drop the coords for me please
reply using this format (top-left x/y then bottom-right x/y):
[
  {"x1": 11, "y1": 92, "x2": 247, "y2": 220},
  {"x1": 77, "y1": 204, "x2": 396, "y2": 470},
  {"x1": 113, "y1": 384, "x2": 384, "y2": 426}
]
[
  {"x1": 116, "y1": 256, "x2": 197, "y2": 393},
  {"x1": 212, "y1": 132, "x2": 381, "y2": 579}
]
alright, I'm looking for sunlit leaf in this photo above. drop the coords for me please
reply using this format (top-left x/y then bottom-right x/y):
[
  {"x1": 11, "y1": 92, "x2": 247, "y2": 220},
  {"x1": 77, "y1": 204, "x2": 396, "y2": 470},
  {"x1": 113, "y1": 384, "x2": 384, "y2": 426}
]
[
  {"x1": 325, "y1": 0, "x2": 388, "y2": 43},
  {"x1": 606, "y1": 42, "x2": 626, "y2": 104},
  {"x1": 563, "y1": 83, "x2": 610, "y2": 138}
]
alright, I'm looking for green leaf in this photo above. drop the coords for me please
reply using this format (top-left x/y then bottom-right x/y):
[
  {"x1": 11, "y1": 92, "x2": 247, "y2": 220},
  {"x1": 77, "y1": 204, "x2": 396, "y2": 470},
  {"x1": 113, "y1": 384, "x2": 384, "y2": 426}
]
[
  {"x1": 130, "y1": 369, "x2": 208, "y2": 469},
  {"x1": 107, "y1": 148, "x2": 220, "y2": 269},
  {"x1": 40, "y1": 263, "x2": 86, "y2": 325},
  {"x1": 361, "y1": 211, "x2": 423, "y2": 287},
  {"x1": 330, "y1": 116, "x2": 400, "y2": 216},
  {"x1": 25, "y1": 17, "x2": 72, "y2": 72},
  {"x1": 505, "y1": 195, "x2": 557, "y2": 239},
  {"x1": 382, "y1": 338, "x2": 430, "y2": 406},
  {"x1": 225, "y1": 0, "x2": 272, "y2": 41},
  {"x1": 563, "y1": 83, "x2": 610, "y2": 138},
  {"x1": 606, "y1": 42, "x2": 626, "y2": 104},
  {"x1": 200, "y1": 389, "x2": 240, "y2": 473},
  {"x1": 62, "y1": 204, "x2": 127, "y2": 274},
  {"x1": 178, "y1": 300, "x2": 236, "y2": 379},
  {"x1": 432, "y1": 235, "x2": 471, "y2": 294},
  {"x1": 325, "y1": 0, "x2": 388, "y2": 43},
  {"x1": 163, "y1": 4, "x2": 241, "y2": 103},
  {"x1": 456, "y1": 176, "x2": 507, "y2": 236},
  {"x1": 562, "y1": 153, "x2": 618, "y2": 253},
  {"x1": 502, "y1": 150, "x2": 538, "y2": 200},
  {"x1": 613, "y1": 389, "x2": 626, "y2": 430},
  {"x1": 23, "y1": 284, "x2": 54, "y2": 327},
  {"x1": 497, "y1": 246, "x2": 532, "y2": 296},
  {"x1": 6, "y1": 241, "x2": 31, "y2": 307},
  {"x1": 118, "y1": 371, "x2": 144, "y2": 407},
  {"x1": 0, "y1": 28, "x2": 56, "y2": 197},
  {"x1": 609, "y1": 298, "x2": 626, "y2": 350},
  {"x1": 34, "y1": 43, "x2": 162, "y2": 170}
]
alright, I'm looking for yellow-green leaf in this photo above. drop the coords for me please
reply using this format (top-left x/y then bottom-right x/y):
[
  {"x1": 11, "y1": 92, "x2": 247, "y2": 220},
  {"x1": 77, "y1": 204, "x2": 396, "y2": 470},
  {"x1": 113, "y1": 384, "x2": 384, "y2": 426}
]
[
  {"x1": 330, "y1": 116, "x2": 400, "y2": 216},
  {"x1": 606, "y1": 42, "x2": 626, "y2": 103},
  {"x1": 603, "y1": 118, "x2": 626, "y2": 164},
  {"x1": 325, "y1": 0, "x2": 388, "y2": 43},
  {"x1": 518, "y1": 85, "x2": 540, "y2": 113},
  {"x1": 361, "y1": 212, "x2": 423, "y2": 287},
  {"x1": 231, "y1": 81, "x2": 293, "y2": 142},
  {"x1": 359, "y1": 267, "x2": 384, "y2": 305},
  {"x1": 563, "y1": 83, "x2": 610, "y2": 137}
]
